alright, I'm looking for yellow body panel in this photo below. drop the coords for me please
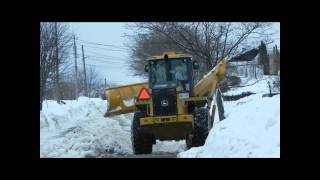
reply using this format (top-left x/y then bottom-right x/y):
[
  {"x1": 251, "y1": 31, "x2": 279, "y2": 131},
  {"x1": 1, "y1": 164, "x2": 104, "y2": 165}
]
[
  {"x1": 140, "y1": 115, "x2": 193, "y2": 126},
  {"x1": 177, "y1": 114, "x2": 193, "y2": 122},
  {"x1": 146, "y1": 52, "x2": 192, "y2": 61}
]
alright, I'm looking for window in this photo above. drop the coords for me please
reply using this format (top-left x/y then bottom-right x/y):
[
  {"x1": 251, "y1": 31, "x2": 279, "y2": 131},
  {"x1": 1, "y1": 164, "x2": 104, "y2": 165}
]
[{"x1": 150, "y1": 59, "x2": 189, "y2": 89}]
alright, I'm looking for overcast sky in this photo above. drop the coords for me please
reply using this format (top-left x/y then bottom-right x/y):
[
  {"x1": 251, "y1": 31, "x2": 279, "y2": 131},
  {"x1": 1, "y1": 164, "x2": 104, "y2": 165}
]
[
  {"x1": 68, "y1": 22, "x2": 280, "y2": 86},
  {"x1": 69, "y1": 22, "x2": 146, "y2": 86}
]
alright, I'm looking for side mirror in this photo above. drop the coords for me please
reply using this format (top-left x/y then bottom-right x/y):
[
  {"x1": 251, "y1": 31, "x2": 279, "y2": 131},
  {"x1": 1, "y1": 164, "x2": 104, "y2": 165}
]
[
  {"x1": 145, "y1": 64, "x2": 149, "y2": 72},
  {"x1": 193, "y1": 61, "x2": 199, "y2": 70}
]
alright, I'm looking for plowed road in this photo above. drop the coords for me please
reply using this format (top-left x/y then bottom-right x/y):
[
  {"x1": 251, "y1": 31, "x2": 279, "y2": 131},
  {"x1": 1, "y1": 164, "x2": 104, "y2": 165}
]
[{"x1": 98, "y1": 152, "x2": 178, "y2": 158}]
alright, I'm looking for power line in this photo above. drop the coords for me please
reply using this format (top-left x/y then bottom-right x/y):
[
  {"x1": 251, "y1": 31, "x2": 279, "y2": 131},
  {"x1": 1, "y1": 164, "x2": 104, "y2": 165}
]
[
  {"x1": 76, "y1": 38, "x2": 124, "y2": 47},
  {"x1": 78, "y1": 44, "x2": 128, "y2": 52},
  {"x1": 86, "y1": 58, "x2": 125, "y2": 64},
  {"x1": 85, "y1": 54, "x2": 127, "y2": 61},
  {"x1": 75, "y1": 38, "x2": 127, "y2": 49},
  {"x1": 86, "y1": 64, "x2": 124, "y2": 68},
  {"x1": 85, "y1": 61, "x2": 125, "y2": 66},
  {"x1": 78, "y1": 48, "x2": 128, "y2": 59},
  {"x1": 86, "y1": 59, "x2": 124, "y2": 65},
  {"x1": 81, "y1": 55, "x2": 127, "y2": 64},
  {"x1": 86, "y1": 55, "x2": 126, "y2": 62},
  {"x1": 86, "y1": 63, "x2": 123, "y2": 66},
  {"x1": 74, "y1": 53, "x2": 126, "y2": 63},
  {"x1": 75, "y1": 39, "x2": 128, "y2": 51}
]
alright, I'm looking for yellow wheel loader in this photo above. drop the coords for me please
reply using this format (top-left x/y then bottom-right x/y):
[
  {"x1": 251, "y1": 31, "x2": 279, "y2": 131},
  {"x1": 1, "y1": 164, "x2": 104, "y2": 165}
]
[{"x1": 104, "y1": 49, "x2": 258, "y2": 154}]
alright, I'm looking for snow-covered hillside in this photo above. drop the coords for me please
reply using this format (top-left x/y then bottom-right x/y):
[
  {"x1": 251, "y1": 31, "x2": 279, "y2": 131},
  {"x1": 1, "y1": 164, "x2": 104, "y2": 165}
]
[{"x1": 178, "y1": 76, "x2": 280, "y2": 158}]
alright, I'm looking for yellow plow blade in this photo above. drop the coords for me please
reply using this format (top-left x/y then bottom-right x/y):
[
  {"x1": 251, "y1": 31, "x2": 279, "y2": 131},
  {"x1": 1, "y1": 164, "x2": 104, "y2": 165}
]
[{"x1": 104, "y1": 82, "x2": 148, "y2": 117}]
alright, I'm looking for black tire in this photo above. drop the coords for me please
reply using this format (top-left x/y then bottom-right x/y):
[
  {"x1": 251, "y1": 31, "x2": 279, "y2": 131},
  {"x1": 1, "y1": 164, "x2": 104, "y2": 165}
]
[
  {"x1": 185, "y1": 133, "x2": 192, "y2": 149},
  {"x1": 186, "y1": 107, "x2": 209, "y2": 149},
  {"x1": 131, "y1": 111, "x2": 153, "y2": 154}
]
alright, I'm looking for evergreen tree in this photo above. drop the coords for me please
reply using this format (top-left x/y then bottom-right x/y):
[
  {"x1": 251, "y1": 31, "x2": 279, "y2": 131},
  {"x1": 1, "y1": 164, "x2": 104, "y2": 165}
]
[
  {"x1": 259, "y1": 41, "x2": 270, "y2": 75},
  {"x1": 273, "y1": 45, "x2": 280, "y2": 75}
]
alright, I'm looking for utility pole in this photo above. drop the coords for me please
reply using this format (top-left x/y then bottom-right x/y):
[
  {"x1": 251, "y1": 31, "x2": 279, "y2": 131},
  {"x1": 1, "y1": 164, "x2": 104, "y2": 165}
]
[
  {"x1": 55, "y1": 22, "x2": 60, "y2": 103},
  {"x1": 104, "y1": 77, "x2": 107, "y2": 89},
  {"x1": 73, "y1": 35, "x2": 78, "y2": 99},
  {"x1": 81, "y1": 45, "x2": 88, "y2": 97}
]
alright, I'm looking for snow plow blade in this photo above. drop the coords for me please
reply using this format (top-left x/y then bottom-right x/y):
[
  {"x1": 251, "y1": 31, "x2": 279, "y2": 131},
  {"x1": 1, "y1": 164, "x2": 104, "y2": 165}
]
[{"x1": 104, "y1": 82, "x2": 149, "y2": 117}]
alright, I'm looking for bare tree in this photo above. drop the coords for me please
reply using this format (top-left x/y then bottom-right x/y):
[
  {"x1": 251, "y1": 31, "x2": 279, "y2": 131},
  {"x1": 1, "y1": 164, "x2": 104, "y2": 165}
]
[
  {"x1": 125, "y1": 22, "x2": 273, "y2": 80},
  {"x1": 40, "y1": 22, "x2": 72, "y2": 109},
  {"x1": 124, "y1": 31, "x2": 183, "y2": 77},
  {"x1": 43, "y1": 67, "x2": 103, "y2": 100},
  {"x1": 76, "y1": 66, "x2": 102, "y2": 97}
]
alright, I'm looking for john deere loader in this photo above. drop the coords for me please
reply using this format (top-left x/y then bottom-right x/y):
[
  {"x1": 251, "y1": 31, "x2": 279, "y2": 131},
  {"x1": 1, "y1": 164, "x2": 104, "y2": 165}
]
[{"x1": 104, "y1": 50, "x2": 258, "y2": 154}]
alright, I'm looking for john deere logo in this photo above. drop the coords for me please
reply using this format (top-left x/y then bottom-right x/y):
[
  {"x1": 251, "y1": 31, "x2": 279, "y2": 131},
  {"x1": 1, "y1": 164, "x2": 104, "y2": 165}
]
[{"x1": 161, "y1": 99, "x2": 169, "y2": 106}]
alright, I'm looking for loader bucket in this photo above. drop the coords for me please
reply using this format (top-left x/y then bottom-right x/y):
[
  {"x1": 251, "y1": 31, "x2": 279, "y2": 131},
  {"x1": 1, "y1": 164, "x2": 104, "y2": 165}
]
[{"x1": 104, "y1": 82, "x2": 149, "y2": 117}]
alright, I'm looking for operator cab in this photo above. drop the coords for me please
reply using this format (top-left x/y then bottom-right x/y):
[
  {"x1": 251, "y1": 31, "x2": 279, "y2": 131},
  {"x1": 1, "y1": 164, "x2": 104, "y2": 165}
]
[
  {"x1": 151, "y1": 58, "x2": 189, "y2": 91},
  {"x1": 145, "y1": 52, "x2": 198, "y2": 116},
  {"x1": 146, "y1": 52, "x2": 198, "y2": 96}
]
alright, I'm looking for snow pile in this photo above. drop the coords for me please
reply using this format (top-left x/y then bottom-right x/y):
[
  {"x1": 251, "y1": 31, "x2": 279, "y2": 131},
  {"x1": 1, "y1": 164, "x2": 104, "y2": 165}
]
[
  {"x1": 178, "y1": 76, "x2": 280, "y2": 158},
  {"x1": 40, "y1": 97, "x2": 133, "y2": 158},
  {"x1": 40, "y1": 97, "x2": 185, "y2": 158}
]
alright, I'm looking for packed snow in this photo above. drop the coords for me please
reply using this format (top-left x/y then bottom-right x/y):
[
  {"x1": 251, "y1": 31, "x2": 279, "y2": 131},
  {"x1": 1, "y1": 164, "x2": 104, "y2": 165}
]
[
  {"x1": 178, "y1": 76, "x2": 280, "y2": 158},
  {"x1": 40, "y1": 97, "x2": 184, "y2": 158},
  {"x1": 224, "y1": 75, "x2": 279, "y2": 96},
  {"x1": 123, "y1": 98, "x2": 135, "y2": 107}
]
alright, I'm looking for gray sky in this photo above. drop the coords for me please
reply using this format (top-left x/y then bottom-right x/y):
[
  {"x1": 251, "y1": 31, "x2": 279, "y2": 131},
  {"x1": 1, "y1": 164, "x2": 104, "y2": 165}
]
[
  {"x1": 68, "y1": 22, "x2": 280, "y2": 86},
  {"x1": 69, "y1": 22, "x2": 146, "y2": 86},
  {"x1": 271, "y1": 22, "x2": 280, "y2": 47},
  {"x1": 258, "y1": 22, "x2": 280, "y2": 48}
]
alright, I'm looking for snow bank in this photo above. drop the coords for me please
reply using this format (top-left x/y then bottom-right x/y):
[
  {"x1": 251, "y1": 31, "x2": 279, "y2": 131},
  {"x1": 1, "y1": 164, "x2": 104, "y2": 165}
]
[
  {"x1": 40, "y1": 97, "x2": 133, "y2": 158},
  {"x1": 178, "y1": 76, "x2": 280, "y2": 158},
  {"x1": 40, "y1": 97, "x2": 185, "y2": 158}
]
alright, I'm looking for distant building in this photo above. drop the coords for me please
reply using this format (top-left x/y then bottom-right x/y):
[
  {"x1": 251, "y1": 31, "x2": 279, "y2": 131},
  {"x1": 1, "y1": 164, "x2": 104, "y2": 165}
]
[
  {"x1": 228, "y1": 53, "x2": 263, "y2": 79},
  {"x1": 228, "y1": 47, "x2": 280, "y2": 79}
]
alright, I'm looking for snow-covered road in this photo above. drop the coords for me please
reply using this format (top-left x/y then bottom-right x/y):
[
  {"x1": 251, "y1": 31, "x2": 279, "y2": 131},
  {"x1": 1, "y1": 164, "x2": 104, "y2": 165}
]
[{"x1": 99, "y1": 152, "x2": 178, "y2": 158}]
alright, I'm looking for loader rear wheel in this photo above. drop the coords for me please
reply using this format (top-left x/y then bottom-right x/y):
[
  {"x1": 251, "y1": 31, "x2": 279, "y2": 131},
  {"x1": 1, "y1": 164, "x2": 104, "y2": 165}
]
[
  {"x1": 186, "y1": 107, "x2": 209, "y2": 149},
  {"x1": 131, "y1": 111, "x2": 153, "y2": 154}
]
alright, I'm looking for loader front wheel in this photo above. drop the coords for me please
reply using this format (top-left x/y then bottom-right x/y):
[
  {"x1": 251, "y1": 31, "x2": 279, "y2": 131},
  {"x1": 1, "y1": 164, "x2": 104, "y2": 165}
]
[
  {"x1": 131, "y1": 111, "x2": 153, "y2": 154},
  {"x1": 186, "y1": 107, "x2": 209, "y2": 149}
]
